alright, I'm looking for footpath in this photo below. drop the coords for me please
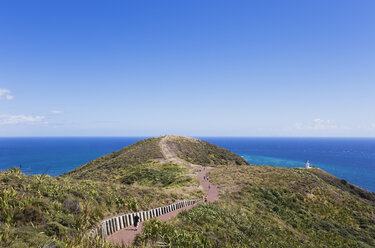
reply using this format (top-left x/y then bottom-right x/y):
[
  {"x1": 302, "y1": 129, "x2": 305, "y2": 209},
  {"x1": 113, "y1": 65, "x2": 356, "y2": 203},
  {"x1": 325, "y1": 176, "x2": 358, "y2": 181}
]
[
  {"x1": 107, "y1": 136, "x2": 219, "y2": 246},
  {"x1": 107, "y1": 165, "x2": 218, "y2": 246}
]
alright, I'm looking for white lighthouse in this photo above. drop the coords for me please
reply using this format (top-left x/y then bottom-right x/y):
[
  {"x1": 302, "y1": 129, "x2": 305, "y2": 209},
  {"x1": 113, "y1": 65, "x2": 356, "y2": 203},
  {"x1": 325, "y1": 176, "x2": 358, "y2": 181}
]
[{"x1": 305, "y1": 160, "x2": 311, "y2": 169}]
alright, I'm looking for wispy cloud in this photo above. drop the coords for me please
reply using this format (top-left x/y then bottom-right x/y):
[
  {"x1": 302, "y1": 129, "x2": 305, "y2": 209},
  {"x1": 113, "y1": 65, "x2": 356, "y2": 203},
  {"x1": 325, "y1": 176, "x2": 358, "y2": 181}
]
[
  {"x1": 0, "y1": 88, "x2": 13, "y2": 100},
  {"x1": 295, "y1": 118, "x2": 340, "y2": 130},
  {"x1": 51, "y1": 110, "x2": 63, "y2": 114},
  {"x1": 0, "y1": 114, "x2": 45, "y2": 125}
]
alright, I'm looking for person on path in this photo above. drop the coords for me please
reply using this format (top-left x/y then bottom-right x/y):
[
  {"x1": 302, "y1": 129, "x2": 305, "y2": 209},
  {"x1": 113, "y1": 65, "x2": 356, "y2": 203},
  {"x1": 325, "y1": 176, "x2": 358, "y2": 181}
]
[
  {"x1": 208, "y1": 184, "x2": 211, "y2": 190},
  {"x1": 204, "y1": 196, "x2": 207, "y2": 203},
  {"x1": 133, "y1": 215, "x2": 140, "y2": 231}
]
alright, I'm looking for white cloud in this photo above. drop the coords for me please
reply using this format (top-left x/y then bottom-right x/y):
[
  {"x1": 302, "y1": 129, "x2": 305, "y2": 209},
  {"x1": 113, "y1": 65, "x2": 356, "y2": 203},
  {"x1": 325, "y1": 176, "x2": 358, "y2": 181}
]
[
  {"x1": 0, "y1": 114, "x2": 45, "y2": 125},
  {"x1": 51, "y1": 110, "x2": 62, "y2": 114},
  {"x1": 295, "y1": 118, "x2": 339, "y2": 130},
  {"x1": 0, "y1": 88, "x2": 13, "y2": 100},
  {"x1": 311, "y1": 118, "x2": 338, "y2": 130}
]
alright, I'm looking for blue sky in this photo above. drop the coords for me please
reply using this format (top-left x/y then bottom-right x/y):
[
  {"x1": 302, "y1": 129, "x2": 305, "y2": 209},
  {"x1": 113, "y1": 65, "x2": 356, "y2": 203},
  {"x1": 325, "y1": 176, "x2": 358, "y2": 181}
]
[{"x1": 1, "y1": 0, "x2": 374, "y2": 137}]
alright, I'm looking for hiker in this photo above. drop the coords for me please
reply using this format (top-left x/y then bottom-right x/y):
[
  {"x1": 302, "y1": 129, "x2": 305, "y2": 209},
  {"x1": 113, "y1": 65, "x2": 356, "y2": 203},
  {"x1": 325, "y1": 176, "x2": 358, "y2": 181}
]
[
  {"x1": 204, "y1": 176, "x2": 206, "y2": 180},
  {"x1": 208, "y1": 184, "x2": 211, "y2": 190},
  {"x1": 134, "y1": 214, "x2": 140, "y2": 231},
  {"x1": 204, "y1": 196, "x2": 208, "y2": 203}
]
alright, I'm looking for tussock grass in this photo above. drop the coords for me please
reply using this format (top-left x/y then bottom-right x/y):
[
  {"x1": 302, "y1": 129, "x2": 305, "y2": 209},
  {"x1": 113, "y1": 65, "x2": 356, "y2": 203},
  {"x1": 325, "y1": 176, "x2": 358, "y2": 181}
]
[
  {"x1": 0, "y1": 166, "x2": 201, "y2": 247},
  {"x1": 135, "y1": 165, "x2": 375, "y2": 247}
]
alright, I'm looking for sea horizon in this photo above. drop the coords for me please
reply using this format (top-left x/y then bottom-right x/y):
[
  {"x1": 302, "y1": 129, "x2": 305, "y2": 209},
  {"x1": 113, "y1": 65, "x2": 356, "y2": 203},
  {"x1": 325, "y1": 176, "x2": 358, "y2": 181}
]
[{"x1": 2, "y1": 136, "x2": 375, "y2": 138}]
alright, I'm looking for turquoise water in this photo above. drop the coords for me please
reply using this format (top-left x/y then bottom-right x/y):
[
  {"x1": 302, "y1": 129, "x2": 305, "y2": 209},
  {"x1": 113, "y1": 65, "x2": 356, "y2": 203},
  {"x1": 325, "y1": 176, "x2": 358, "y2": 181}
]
[
  {"x1": 202, "y1": 137, "x2": 375, "y2": 192},
  {"x1": 0, "y1": 137, "x2": 374, "y2": 192}
]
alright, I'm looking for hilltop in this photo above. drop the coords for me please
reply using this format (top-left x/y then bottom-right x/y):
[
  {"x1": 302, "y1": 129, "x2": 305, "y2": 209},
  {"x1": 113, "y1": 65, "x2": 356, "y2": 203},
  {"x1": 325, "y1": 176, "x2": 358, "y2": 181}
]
[
  {"x1": 62, "y1": 135, "x2": 248, "y2": 181},
  {"x1": 1, "y1": 136, "x2": 374, "y2": 248}
]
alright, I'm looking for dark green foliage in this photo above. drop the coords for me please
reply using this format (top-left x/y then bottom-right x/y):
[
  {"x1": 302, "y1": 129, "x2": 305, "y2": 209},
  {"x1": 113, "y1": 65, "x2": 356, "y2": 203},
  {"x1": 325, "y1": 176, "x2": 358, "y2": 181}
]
[
  {"x1": 136, "y1": 217, "x2": 213, "y2": 247},
  {"x1": 121, "y1": 163, "x2": 193, "y2": 188},
  {"x1": 44, "y1": 222, "x2": 68, "y2": 237},
  {"x1": 13, "y1": 206, "x2": 45, "y2": 224}
]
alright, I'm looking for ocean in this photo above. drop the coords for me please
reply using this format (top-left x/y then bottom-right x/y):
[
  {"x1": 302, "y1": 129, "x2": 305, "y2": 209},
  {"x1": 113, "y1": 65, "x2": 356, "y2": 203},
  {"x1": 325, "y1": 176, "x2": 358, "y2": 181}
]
[{"x1": 0, "y1": 137, "x2": 374, "y2": 192}]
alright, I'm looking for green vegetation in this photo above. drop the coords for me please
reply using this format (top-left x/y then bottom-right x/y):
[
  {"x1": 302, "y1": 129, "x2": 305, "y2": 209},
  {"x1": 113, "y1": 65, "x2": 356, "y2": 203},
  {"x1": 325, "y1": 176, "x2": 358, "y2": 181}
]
[
  {"x1": 0, "y1": 164, "x2": 200, "y2": 247},
  {"x1": 163, "y1": 136, "x2": 248, "y2": 166},
  {"x1": 136, "y1": 165, "x2": 375, "y2": 248},
  {"x1": 63, "y1": 137, "x2": 165, "y2": 181},
  {"x1": 121, "y1": 163, "x2": 195, "y2": 188},
  {"x1": 64, "y1": 136, "x2": 248, "y2": 183},
  {"x1": 309, "y1": 168, "x2": 375, "y2": 202}
]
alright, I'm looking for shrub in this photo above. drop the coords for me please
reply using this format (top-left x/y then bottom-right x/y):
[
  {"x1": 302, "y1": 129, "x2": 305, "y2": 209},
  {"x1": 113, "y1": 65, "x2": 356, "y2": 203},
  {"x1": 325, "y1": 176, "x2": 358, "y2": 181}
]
[
  {"x1": 44, "y1": 222, "x2": 68, "y2": 237},
  {"x1": 63, "y1": 198, "x2": 82, "y2": 214},
  {"x1": 14, "y1": 206, "x2": 44, "y2": 224}
]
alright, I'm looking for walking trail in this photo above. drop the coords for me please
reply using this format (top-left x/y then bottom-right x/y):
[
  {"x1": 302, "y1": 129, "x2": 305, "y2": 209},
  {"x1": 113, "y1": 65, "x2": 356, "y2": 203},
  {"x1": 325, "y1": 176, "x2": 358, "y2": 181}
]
[{"x1": 107, "y1": 136, "x2": 219, "y2": 247}]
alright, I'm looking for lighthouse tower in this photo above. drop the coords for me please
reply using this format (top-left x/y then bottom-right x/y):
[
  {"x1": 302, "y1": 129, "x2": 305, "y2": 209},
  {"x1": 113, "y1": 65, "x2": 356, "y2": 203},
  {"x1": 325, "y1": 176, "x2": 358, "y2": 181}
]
[{"x1": 305, "y1": 160, "x2": 311, "y2": 169}]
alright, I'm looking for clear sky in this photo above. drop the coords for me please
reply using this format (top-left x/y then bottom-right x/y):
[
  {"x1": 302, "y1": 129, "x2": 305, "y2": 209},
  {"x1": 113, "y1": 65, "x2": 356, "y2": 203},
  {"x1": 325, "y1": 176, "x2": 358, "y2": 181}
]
[{"x1": 1, "y1": 0, "x2": 374, "y2": 137}]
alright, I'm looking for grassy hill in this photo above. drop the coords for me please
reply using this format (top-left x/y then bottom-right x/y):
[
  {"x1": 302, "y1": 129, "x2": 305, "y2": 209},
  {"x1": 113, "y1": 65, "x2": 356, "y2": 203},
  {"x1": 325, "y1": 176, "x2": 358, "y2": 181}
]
[
  {"x1": 62, "y1": 135, "x2": 248, "y2": 182},
  {"x1": 135, "y1": 166, "x2": 375, "y2": 248}
]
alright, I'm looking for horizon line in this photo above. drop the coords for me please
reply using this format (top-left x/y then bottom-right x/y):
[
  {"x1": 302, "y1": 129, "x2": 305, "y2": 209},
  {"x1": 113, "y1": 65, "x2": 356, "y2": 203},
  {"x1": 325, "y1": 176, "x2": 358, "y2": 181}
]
[{"x1": 1, "y1": 136, "x2": 375, "y2": 139}]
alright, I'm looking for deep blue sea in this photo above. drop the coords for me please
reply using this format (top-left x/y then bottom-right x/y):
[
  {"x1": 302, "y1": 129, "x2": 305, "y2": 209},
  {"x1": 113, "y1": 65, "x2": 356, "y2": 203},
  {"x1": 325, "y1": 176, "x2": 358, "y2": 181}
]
[{"x1": 0, "y1": 137, "x2": 374, "y2": 192}]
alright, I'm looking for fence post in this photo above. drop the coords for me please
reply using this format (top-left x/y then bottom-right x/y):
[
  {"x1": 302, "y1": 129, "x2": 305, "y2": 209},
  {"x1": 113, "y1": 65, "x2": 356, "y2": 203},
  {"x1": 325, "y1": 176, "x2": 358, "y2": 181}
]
[
  {"x1": 105, "y1": 221, "x2": 110, "y2": 235},
  {"x1": 117, "y1": 217, "x2": 121, "y2": 230},
  {"x1": 114, "y1": 218, "x2": 118, "y2": 232},
  {"x1": 110, "y1": 219, "x2": 114, "y2": 234},
  {"x1": 130, "y1": 214, "x2": 134, "y2": 226},
  {"x1": 122, "y1": 215, "x2": 129, "y2": 228},
  {"x1": 101, "y1": 222, "x2": 106, "y2": 237}
]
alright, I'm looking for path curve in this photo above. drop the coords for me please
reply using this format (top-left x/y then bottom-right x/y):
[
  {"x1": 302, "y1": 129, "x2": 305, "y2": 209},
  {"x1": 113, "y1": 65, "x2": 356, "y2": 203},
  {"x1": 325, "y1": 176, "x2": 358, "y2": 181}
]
[{"x1": 107, "y1": 136, "x2": 219, "y2": 246}]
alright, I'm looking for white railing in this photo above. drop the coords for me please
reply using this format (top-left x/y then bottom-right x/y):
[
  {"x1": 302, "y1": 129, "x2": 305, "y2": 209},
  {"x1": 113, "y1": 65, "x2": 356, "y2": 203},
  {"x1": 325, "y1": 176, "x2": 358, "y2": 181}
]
[{"x1": 88, "y1": 199, "x2": 200, "y2": 238}]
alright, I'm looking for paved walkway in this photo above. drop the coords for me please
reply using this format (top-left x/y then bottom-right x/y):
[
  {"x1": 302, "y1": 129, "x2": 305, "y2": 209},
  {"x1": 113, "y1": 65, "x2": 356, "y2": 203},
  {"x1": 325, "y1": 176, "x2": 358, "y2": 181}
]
[{"x1": 107, "y1": 165, "x2": 219, "y2": 246}]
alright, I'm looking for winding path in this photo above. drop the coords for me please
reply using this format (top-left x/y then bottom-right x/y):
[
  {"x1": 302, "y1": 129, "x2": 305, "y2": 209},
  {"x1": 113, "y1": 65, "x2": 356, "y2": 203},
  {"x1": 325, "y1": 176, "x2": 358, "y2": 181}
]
[{"x1": 107, "y1": 136, "x2": 219, "y2": 246}]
